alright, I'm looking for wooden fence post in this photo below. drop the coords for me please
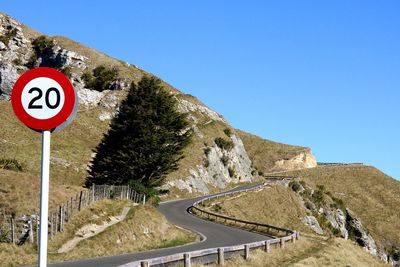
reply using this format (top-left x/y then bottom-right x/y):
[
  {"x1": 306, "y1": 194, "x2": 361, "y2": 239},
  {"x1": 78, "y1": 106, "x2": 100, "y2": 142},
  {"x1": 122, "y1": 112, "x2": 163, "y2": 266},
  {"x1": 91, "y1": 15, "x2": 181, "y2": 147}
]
[
  {"x1": 244, "y1": 244, "x2": 250, "y2": 260},
  {"x1": 92, "y1": 184, "x2": 95, "y2": 202},
  {"x1": 140, "y1": 261, "x2": 149, "y2": 267},
  {"x1": 143, "y1": 195, "x2": 146, "y2": 205},
  {"x1": 265, "y1": 240, "x2": 270, "y2": 253},
  {"x1": 29, "y1": 218, "x2": 34, "y2": 243},
  {"x1": 184, "y1": 253, "x2": 191, "y2": 267},
  {"x1": 10, "y1": 216, "x2": 15, "y2": 244},
  {"x1": 78, "y1": 191, "x2": 83, "y2": 211},
  {"x1": 218, "y1": 248, "x2": 224, "y2": 266}
]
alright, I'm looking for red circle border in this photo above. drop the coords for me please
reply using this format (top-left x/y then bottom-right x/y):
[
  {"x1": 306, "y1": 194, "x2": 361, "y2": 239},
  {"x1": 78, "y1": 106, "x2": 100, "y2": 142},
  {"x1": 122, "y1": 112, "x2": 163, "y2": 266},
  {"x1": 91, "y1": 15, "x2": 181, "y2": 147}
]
[{"x1": 11, "y1": 67, "x2": 75, "y2": 131}]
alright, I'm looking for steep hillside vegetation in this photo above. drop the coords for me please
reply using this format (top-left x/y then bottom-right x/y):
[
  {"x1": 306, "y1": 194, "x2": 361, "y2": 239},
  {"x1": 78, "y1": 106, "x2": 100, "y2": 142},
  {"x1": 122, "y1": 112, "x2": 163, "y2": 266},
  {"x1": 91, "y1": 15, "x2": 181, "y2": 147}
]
[{"x1": 286, "y1": 166, "x2": 400, "y2": 255}]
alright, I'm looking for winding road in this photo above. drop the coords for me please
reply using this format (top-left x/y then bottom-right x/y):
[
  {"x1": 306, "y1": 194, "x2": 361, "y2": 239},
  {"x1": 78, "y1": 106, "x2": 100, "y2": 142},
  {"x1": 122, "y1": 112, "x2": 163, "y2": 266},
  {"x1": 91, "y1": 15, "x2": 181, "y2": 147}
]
[{"x1": 47, "y1": 183, "x2": 269, "y2": 267}]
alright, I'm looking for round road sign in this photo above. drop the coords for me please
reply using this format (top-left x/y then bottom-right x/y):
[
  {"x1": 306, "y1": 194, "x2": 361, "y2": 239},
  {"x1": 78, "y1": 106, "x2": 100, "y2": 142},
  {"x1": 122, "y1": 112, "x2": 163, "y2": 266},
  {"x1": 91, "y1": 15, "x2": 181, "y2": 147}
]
[{"x1": 11, "y1": 67, "x2": 76, "y2": 131}]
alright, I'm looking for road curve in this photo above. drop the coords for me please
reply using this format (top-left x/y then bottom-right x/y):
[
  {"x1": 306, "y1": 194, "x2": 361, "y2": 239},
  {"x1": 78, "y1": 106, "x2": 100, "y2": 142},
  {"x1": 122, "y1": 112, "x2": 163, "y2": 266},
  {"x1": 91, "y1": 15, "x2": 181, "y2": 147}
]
[{"x1": 47, "y1": 183, "x2": 269, "y2": 267}]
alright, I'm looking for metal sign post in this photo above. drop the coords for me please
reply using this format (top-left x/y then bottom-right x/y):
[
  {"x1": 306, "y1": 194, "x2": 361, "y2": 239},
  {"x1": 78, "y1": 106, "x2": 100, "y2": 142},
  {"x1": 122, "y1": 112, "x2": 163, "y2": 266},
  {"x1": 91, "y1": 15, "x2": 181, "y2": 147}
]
[
  {"x1": 11, "y1": 67, "x2": 77, "y2": 266},
  {"x1": 39, "y1": 130, "x2": 51, "y2": 266}
]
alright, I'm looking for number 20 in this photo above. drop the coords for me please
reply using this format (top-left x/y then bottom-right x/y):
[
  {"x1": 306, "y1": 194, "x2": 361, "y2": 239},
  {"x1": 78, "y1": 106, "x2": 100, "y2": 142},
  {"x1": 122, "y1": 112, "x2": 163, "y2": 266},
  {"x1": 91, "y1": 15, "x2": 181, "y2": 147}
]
[{"x1": 28, "y1": 87, "x2": 61, "y2": 109}]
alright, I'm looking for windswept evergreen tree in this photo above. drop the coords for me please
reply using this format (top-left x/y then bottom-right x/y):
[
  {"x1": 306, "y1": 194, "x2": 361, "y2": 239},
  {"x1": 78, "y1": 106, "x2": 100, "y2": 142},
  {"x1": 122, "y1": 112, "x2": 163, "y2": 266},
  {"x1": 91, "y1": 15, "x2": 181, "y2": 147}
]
[{"x1": 86, "y1": 76, "x2": 191, "y2": 190}]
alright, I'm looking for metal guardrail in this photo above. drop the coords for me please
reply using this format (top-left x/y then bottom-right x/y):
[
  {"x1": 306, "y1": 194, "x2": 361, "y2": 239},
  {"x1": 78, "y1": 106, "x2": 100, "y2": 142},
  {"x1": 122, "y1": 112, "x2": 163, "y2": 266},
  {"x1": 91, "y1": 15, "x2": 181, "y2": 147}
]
[{"x1": 120, "y1": 183, "x2": 299, "y2": 267}]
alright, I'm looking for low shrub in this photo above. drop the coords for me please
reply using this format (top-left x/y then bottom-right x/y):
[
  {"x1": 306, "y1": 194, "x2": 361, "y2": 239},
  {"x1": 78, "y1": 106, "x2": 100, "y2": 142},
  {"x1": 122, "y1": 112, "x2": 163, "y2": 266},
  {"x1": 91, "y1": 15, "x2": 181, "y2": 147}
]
[
  {"x1": 0, "y1": 158, "x2": 22, "y2": 171},
  {"x1": 223, "y1": 128, "x2": 232, "y2": 137},
  {"x1": 289, "y1": 180, "x2": 303, "y2": 192},
  {"x1": 214, "y1": 137, "x2": 234, "y2": 151},
  {"x1": 82, "y1": 65, "x2": 119, "y2": 92},
  {"x1": 220, "y1": 155, "x2": 229, "y2": 166},
  {"x1": 128, "y1": 180, "x2": 160, "y2": 206}
]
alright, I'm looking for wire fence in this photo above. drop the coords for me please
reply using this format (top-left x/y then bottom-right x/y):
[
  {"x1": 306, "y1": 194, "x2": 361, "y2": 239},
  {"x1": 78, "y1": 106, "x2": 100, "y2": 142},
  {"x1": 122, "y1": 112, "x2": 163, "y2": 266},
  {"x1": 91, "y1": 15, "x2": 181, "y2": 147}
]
[{"x1": 0, "y1": 184, "x2": 146, "y2": 246}]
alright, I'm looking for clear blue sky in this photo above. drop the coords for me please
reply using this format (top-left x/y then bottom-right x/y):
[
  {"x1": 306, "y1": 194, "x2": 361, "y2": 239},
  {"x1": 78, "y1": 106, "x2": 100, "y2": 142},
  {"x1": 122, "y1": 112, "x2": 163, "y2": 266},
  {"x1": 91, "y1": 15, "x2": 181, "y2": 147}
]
[{"x1": 2, "y1": 1, "x2": 399, "y2": 179}]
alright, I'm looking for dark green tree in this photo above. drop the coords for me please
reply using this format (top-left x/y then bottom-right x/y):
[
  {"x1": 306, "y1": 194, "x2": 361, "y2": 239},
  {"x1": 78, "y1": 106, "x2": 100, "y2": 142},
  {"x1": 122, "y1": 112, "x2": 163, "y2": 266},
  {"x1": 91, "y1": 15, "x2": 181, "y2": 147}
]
[{"x1": 86, "y1": 76, "x2": 191, "y2": 190}]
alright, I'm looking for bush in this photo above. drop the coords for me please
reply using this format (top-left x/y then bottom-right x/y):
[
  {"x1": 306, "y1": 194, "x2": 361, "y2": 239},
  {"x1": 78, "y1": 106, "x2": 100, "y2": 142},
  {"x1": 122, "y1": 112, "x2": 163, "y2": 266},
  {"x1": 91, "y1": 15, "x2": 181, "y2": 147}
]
[
  {"x1": 0, "y1": 27, "x2": 18, "y2": 46},
  {"x1": 203, "y1": 147, "x2": 211, "y2": 156},
  {"x1": 289, "y1": 180, "x2": 302, "y2": 192},
  {"x1": 61, "y1": 66, "x2": 72, "y2": 78},
  {"x1": 31, "y1": 35, "x2": 55, "y2": 56},
  {"x1": 214, "y1": 137, "x2": 234, "y2": 151},
  {"x1": 82, "y1": 65, "x2": 119, "y2": 92},
  {"x1": 228, "y1": 167, "x2": 236, "y2": 178},
  {"x1": 223, "y1": 128, "x2": 232, "y2": 137},
  {"x1": 129, "y1": 180, "x2": 160, "y2": 206},
  {"x1": 0, "y1": 158, "x2": 22, "y2": 171},
  {"x1": 220, "y1": 155, "x2": 229, "y2": 166}
]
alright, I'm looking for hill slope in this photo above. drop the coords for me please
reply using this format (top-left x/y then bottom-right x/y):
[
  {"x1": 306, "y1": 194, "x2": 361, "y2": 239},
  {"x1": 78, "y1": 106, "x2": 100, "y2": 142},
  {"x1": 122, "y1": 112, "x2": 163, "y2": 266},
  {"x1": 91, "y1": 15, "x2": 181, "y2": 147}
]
[{"x1": 0, "y1": 13, "x2": 316, "y2": 213}]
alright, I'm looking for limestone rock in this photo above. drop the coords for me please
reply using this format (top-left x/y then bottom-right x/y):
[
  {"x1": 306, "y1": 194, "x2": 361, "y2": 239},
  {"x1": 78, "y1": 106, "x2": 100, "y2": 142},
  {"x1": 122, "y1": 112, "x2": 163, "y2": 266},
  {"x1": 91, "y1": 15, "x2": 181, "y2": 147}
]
[
  {"x1": 163, "y1": 134, "x2": 253, "y2": 194},
  {"x1": 77, "y1": 88, "x2": 104, "y2": 106},
  {"x1": 177, "y1": 98, "x2": 226, "y2": 123},
  {"x1": 346, "y1": 209, "x2": 378, "y2": 256},
  {"x1": 273, "y1": 151, "x2": 317, "y2": 172},
  {"x1": 303, "y1": 216, "x2": 324, "y2": 235},
  {"x1": 0, "y1": 63, "x2": 19, "y2": 100}
]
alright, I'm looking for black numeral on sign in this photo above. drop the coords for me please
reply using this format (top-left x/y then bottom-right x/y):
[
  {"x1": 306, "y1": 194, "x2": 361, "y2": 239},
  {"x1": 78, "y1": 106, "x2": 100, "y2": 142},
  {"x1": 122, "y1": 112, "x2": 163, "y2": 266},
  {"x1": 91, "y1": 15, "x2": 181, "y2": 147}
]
[
  {"x1": 28, "y1": 87, "x2": 61, "y2": 109},
  {"x1": 28, "y1": 87, "x2": 43, "y2": 109},
  {"x1": 45, "y1": 87, "x2": 61, "y2": 109}
]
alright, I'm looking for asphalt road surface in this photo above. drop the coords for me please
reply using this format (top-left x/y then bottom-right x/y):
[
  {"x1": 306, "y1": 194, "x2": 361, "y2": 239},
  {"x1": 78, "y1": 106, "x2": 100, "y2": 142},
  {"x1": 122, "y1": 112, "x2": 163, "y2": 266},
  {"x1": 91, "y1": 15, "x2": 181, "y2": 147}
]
[{"x1": 45, "y1": 183, "x2": 269, "y2": 267}]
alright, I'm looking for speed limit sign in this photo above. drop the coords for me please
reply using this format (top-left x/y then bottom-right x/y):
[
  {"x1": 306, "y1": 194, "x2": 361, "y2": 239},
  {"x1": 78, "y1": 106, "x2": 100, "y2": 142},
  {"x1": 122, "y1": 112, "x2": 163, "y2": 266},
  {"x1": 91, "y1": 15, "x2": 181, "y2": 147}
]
[
  {"x1": 11, "y1": 67, "x2": 77, "y2": 267},
  {"x1": 11, "y1": 67, "x2": 76, "y2": 131}
]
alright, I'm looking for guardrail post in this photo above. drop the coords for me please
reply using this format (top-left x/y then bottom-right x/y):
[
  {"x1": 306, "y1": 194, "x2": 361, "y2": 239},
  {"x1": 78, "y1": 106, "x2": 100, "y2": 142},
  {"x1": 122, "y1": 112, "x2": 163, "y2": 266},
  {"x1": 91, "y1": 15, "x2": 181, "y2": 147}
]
[
  {"x1": 292, "y1": 234, "x2": 296, "y2": 243},
  {"x1": 296, "y1": 231, "x2": 300, "y2": 240},
  {"x1": 244, "y1": 244, "x2": 250, "y2": 260},
  {"x1": 280, "y1": 238, "x2": 285, "y2": 249},
  {"x1": 184, "y1": 253, "x2": 191, "y2": 267},
  {"x1": 264, "y1": 240, "x2": 270, "y2": 253},
  {"x1": 218, "y1": 247, "x2": 224, "y2": 266},
  {"x1": 140, "y1": 261, "x2": 149, "y2": 267}
]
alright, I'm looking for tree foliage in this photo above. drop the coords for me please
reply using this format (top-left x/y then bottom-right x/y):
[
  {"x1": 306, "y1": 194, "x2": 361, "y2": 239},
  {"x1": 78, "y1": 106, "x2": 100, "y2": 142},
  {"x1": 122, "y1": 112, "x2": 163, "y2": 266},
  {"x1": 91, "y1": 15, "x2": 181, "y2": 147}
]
[{"x1": 86, "y1": 76, "x2": 191, "y2": 189}]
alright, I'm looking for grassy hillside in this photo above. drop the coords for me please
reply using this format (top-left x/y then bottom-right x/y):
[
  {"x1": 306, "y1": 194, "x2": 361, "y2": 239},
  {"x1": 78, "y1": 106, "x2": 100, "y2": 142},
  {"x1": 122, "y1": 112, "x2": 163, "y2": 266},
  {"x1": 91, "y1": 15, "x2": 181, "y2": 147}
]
[
  {"x1": 237, "y1": 130, "x2": 310, "y2": 174},
  {"x1": 204, "y1": 184, "x2": 310, "y2": 233},
  {"x1": 0, "y1": 199, "x2": 197, "y2": 267},
  {"x1": 201, "y1": 182, "x2": 391, "y2": 266},
  {"x1": 284, "y1": 165, "x2": 400, "y2": 251},
  {"x1": 195, "y1": 234, "x2": 388, "y2": 267}
]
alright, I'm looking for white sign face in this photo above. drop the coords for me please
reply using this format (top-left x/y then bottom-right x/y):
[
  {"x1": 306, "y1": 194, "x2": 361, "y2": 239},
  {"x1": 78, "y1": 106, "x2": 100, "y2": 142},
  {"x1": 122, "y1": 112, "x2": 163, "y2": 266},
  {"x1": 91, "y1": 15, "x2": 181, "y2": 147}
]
[{"x1": 21, "y1": 77, "x2": 66, "y2": 120}]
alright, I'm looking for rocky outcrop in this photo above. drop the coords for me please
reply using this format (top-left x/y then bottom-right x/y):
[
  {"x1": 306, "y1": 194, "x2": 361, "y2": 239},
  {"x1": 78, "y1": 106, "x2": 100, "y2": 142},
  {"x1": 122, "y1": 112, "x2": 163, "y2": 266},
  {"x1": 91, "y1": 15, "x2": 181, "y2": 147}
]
[
  {"x1": 346, "y1": 209, "x2": 379, "y2": 256},
  {"x1": 323, "y1": 208, "x2": 348, "y2": 239},
  {"x1": 272, "y1": 151, "x2": 317, "y2": 172},
  {"x1": 303, "y1": 216, "x2": 324, "y2": 235},
  {"x1": 163, "y1": 134, "x2": 253, "y2": 194},
  {"x1": 177, "y1": 98, "x2": 226, "y2": 123},
  {"x1": 0, "y1": 63, "x2": 18, "y2": 100}
]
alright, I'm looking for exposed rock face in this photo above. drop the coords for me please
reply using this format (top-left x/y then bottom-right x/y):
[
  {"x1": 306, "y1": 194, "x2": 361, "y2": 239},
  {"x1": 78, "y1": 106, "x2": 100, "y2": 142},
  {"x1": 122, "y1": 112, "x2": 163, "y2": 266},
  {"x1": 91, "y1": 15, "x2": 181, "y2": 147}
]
[
  {"x1": 323, "y1": 208, "x2": 348, "y2": 239},
  {"x1": 302, "y1": 216, "x2": 324, "y2": 235},
  {"x1": 164, "y1": 134, "x2": 253, "y2": 194},
  {"x1": 272, "y1": 151, "x2": 317, "y2": 172},
  {"x1": 177, "y1": 98, "x2": 226, "y2": 123},
  {"x1": 0, "y1": 63, "x2": 18, "y2": 100},
  {"x1": 346, "y1": 209, "x2": 379, "y2": 257}
]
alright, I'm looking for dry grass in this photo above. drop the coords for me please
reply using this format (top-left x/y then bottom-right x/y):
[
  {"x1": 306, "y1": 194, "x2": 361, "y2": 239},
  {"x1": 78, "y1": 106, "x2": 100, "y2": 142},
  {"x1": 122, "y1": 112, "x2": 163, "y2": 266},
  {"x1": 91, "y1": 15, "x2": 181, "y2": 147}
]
[
  {"x1": 237, "y1": 130, "x2": 309, "y2": 173},
  {"x1": 203, "y1": 184, "x2": 311, "y2": 234},
  {"x1": 283, "y1": 165, "x2": 400, "y2": 250},
  {"x1": 0, "y1": 199, "x2": 198, "y2": 266},
  {"x1": 0, "y1": 169, "x2": 82, "y2": 215},
  {"x1": 193, "y1": 233, "x2": 388, "y2": 267}
]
